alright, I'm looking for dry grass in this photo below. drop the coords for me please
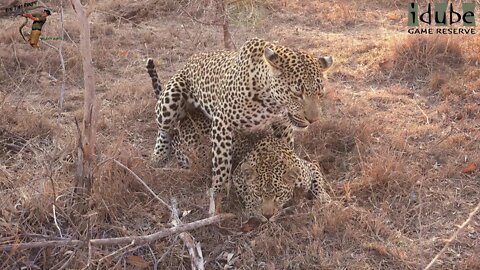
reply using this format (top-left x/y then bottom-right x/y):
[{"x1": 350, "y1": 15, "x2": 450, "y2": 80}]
[
  {"x1": 1, "y1": 0, "x2": 480, "y2": 269},
  {"x1": 390, "y1": 35, "x2": 464, "y2": 84}
]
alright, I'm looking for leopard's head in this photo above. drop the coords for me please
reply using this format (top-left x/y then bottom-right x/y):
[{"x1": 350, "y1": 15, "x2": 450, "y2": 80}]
[
  {"x1": 241, "y1": 162, "x2": 303, "y2": 222},
  {"x1": 263, "y1": 44, "x2": 333, "y2": 129}
]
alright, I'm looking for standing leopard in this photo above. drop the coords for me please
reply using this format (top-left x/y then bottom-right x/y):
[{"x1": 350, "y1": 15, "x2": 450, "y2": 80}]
[
  {"x1": 233, "y1": 135, "x2": 331, "y2": 222},
  {"x1": 151, "y1": 38, "x2": 333, "y2": 214},
  {"x1": 147, "y1": 58, "x2": 284, "y2": 170}
]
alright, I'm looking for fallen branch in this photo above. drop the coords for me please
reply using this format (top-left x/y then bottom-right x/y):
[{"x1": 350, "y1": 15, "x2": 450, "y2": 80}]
[
  {"x1": 0, "y1": 213, "x2": 234, "y2": 252},
  {"x1": 0, "y1": 239, "x2": 82, "y2": 251},
  {"x1": 171, "y1": 198, "x2": 205, "y2": 270},
  {"x1": 179, "y1": 232, "x2": 204, "y2": 270},
  {"x1": 424, "y1": 201, "x2": 480, "y2": 270}
]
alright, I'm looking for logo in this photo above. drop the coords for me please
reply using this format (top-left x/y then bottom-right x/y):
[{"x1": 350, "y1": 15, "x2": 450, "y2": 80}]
[
  {"x1": 4, "y1": 0, "x2": 39, "y2": 13},
  {"x1": 2, "y1": 1, "x2": 61, "y2": 48},
  {"x1": 407, "y1": 2, "x2": 476, "y2": 35}
]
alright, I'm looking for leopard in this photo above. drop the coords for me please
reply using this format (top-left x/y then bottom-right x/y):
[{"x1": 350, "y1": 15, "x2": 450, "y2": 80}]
[
  {"x1": 232, "y1": 135, "x2": 331, "y2": 222},
  {"x1": 151, "y1": 37, "x2": 333, "y2": 214},
  {"x1": 147, "y1": 58, "x2": 286, "y2": 170}
]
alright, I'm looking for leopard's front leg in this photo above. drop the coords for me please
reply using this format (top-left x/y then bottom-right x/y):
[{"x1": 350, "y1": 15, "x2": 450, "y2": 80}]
[
  {"x1": 209, "y1": 115, "x2": 233, "y2": 216},
  {"x1": 308, "y1": 162, "x2": 331, "y2": 203}
]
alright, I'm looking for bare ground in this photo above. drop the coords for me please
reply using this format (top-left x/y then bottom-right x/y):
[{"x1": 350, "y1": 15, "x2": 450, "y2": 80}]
[{"x1": 0, "y1": 0, "x2": 479, "y2": 269}]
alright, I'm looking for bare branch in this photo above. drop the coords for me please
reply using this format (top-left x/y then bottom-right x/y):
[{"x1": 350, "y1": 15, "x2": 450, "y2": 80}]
[
  {"x1": 179, "y1": 232, "x2": 204, "y2": 270},
  {"x1": 0, "y1": 214, "x2": 235, "y2": 252},
  {"x1": 0, "y1": 239, "x2": 82, "y2": 251}
]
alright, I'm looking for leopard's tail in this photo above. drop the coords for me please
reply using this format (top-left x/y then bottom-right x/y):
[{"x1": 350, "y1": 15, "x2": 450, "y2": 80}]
[{"x1": 146, "y1": 58, "x2": 162, "y2": 99}]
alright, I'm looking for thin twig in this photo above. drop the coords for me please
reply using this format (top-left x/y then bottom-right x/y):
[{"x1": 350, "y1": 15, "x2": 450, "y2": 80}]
[
  {"x1": 52, "y1": 205, "x2": 63, "y2": 238},
  {"x1": 147, "y1": 245, "x2": 159, "y2": 270},
  {"x1": 158, "y1": 238, "x2": 179, "y2": 264},
  {"x1": 98, "y1": 240, "x2": 135, "y2": 264},
  {"x1": 58, "y1": 1, "x2": 66, "y2": 111},
  {"x1": 416, "y1": 103, "x2": 430, "y2": 125},
  {"x1": 47, "y1": 160, "x2": 63, "y2": 238},
  {"x1": 113, "y1": 159, "x2": 172, "y2": 212},
  {"x1": 54, "y1": 250, "x2": 76, "y2": 270},
  {"x1": 424, "y1": 201, "x2": 480, "y2": 270},
  {"x1": 102, "y1": 159, "x2": 211, "y2": 269}
]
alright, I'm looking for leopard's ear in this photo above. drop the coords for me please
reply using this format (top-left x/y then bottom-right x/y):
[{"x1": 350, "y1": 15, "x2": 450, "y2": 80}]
[
  {"x1": 263, "y1": 47, "x2": 282, "y2": 76},
  {"x1": 283, "y1": 166, "x2": 302, "y2": 186},
  {"x1": 241, "y1": 162, "x2": 257, "y2": 182},
  {"x1": 318, "y1": 56, "x2": 333, "y2": 70}
]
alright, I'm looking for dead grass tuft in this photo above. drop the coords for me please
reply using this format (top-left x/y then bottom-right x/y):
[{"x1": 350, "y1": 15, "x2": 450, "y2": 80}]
[
  {"x1": 0, "y1": 103, "x2": 54, "y2": 139},
  {"x1": 390, "y1": 35, "x2": 464, "y2": 84},
  {"x1": 349, "y1": 151, "x2": 415, "y2": 200}
]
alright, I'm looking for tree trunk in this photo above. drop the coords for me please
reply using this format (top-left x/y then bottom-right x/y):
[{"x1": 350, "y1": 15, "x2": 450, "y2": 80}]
[
  {"x1": 71, "y1": 0, "x2": 96, "y2": 214},
  {"x1": 215, "y1": 0, "x2": 236, "y2": 50}
]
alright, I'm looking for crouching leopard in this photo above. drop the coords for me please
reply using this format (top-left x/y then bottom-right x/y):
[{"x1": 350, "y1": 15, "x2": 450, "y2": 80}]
[
  {"x1": 233, "y1": 135, "x2": 331, "y2": 222},
  {"x1": 151, "y1": 38, "x2": 333, "y2": 213}
]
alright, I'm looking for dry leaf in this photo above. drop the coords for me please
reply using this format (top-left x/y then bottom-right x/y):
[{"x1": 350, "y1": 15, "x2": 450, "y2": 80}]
[
  {"x1": 311, "y1": 223, "x2": 321, "y2": 238},
  {"x1": 379, "y1": 60, "x2": 394, "y2": 70},
  {"x1": 240, "y1": 217, "x2": 262, "y2": 232},
  {"x1": 463, "y1": 162, "x2": 477, "y2": 174},
  {"x1": 127, "y1": 255, "x2": 148, "y2": 269},
  {"x1": 241, "y1": 223, "x2": 255, "y2": 232},
  {"x1": 386, "y1": 12, "x2": 401, "y2": 21}
]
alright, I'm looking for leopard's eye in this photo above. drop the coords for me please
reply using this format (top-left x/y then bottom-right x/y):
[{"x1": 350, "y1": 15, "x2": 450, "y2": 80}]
[
  {"x1": 292, "y1": 91, "x2": 302, "y2": 98},
  {"x1": 291, "y1": 86, "x2": 303, "y2": 98}
]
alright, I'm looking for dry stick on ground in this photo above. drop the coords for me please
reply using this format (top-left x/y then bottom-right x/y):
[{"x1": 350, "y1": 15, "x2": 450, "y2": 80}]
[
  {"x1": 171, "y1": 198, "x2": 205, "y2": 270},
  {"x1": 424, "y1": 201, "x2": 480, "y2": 270},
  {"x1": 0, "y1": 214, "x2": 235, "y2": 252},
  {"x1": 70, "y1": 0, "x2": 97, "y2": 214}
]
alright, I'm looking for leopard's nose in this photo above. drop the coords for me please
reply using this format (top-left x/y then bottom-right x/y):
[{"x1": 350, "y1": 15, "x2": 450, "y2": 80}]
[
  {"x1": 262, "y1": 213, "x2": 273, "y2": 220},
  {"x1": 305, "y1": 115, "x2": 317, "y2": 124},
  {"x1": 304, "y1": 98, "x2": 321, "y2": 123}
]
